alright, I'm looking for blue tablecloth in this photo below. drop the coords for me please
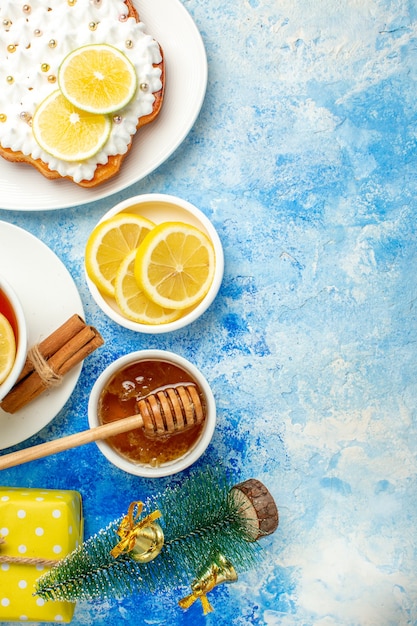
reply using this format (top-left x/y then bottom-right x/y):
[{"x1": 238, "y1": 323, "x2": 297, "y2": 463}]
[{"x1": 1, "y1": 1, "x2": 416, "y2": 624}]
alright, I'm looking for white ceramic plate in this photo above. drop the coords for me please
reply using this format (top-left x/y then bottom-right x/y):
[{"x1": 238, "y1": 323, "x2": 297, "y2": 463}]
[
  {"x1": 0, "y1": 0, "x2": 207, "y2": 211},
  {"x1": 0, "y1": 222, "x2": 84, "y2": 450}
]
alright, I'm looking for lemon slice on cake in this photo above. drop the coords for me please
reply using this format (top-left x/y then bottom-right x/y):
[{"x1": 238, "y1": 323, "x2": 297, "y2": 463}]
[
  {"x1": 134, "y1": 222, "x2": 216, "y2": 310},
  {"x1": 32, "y1": 90, "x2": 111, "y2": 162},
  {"x1": 59, "y1": 44, "x2": 137, "y2": 114}
]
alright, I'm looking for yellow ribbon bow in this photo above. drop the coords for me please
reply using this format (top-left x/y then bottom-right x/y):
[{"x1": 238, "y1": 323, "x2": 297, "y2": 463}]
[
  {"x1": 178, "y1": 554, "x2": 238, "y2": 615},
  {"x1": 178, "y1": 585, "x2": 214, "y2": 615},
  {"x1": 110, "y1": 501, "x2": 162, "y2": 559}
]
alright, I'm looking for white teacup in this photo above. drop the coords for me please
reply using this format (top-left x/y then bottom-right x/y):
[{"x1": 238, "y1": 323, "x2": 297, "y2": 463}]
[{"x1": 0, "y1": 276, "x2": 28, "y2": 402}]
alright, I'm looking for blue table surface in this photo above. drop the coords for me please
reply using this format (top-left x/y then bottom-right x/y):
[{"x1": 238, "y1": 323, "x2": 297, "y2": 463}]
[{"x1": 1, "y1": 1, "x2": 417, "y2": 624}]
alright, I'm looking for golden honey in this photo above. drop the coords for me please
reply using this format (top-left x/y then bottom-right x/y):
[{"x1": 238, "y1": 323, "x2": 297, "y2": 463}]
[{"x1": 98, "y1": 359, "x2": 206, "y2": 466}]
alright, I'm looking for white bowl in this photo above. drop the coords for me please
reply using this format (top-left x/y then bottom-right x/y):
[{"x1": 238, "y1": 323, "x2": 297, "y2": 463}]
[
  {"x1": 0, "y1": 275, "x2": 28, "y2": 401},
  {"x1": 88, "y1": 350, "x2": 216, "y2": 477},
  {"x1": 85, "y1": 193, "x2": 224, "y2": 333}
]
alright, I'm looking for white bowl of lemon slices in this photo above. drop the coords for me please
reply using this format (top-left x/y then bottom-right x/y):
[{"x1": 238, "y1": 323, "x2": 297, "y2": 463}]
[
  {"x1": 84, "y1": 194, "x2": 224, "y2": 333},
  {"x1": 0, "y1": 276, "x2": 28, "y2": 401}
]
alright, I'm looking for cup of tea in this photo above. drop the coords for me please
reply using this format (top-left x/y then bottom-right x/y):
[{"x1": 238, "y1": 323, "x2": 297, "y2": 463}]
[
  {"x1": 88, "y1": 350, "x2": 216, "y2": 477},
  {"x1": 0, "y1": 276, "x2": 28, "y2": 401}
]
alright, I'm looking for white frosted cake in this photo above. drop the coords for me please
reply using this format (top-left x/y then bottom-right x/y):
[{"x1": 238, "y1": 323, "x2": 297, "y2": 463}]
[{"x1": 0, "y1": 0, "x2": 164, "y2": 186}]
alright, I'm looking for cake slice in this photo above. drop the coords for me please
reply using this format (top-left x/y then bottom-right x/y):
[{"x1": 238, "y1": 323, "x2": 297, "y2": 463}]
[{"x1": 0, "y1": 0, "x2": 164, "y2": 187}]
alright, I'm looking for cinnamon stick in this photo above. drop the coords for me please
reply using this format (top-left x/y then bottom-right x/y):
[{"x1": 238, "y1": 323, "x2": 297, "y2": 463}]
[
  {"x1": 14, "y1": 314, "x2": 87, "y2": 384},
  {"x1": 0, "y1": 316, "x2": 104, "y2": 414}
]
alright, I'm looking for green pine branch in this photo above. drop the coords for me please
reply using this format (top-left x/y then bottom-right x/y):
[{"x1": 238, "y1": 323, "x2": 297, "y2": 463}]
[{"x1": 35, "y1": 468, "x2": 262, "y2": 602}]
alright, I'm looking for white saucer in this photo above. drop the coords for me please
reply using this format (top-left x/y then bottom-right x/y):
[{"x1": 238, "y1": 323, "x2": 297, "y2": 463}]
[
  {"x1": 0, "y1": 222, "x2": 84, "y2": 450},
  {"x1": 0, "y1": 0, "x2": 208, "y2": 211}
]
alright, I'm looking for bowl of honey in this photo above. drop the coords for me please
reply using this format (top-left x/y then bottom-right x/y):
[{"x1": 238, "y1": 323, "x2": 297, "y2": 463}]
[
  {"x1": 0, "y1": 275, "x2": 27, "y2": 401},
  {"x1": 88, "y1": 350, "x2": 216, "y2": 477},
  {"x1": 84, "y1": 193, "x2": 224, "y2": 333}
]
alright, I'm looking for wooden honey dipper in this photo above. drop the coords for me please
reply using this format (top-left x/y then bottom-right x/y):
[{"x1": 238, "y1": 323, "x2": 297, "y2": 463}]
[{"x1": 0, "y1": 384, "x2": 205, "y2": 470}]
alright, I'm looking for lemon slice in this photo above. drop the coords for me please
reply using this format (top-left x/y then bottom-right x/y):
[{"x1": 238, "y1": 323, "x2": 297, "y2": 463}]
[
  {"x1": 0, "y1": 313, "x2": 16, "y2": 385},
  {"x1": 59, "y1": 44, "x2": 137, "y2": 114},
  {"x1": 32, "y1": 90, "x2": 111, "y2": 162},
  {"x1": 134, "y1": 222, "x2": 216, "y2": 310},
  {"x1": 85, "y1": 213, "x2": 155, "y2": 297},
  {"x1": 115, "y1": 249, "x2": 182, "y2": 325}
]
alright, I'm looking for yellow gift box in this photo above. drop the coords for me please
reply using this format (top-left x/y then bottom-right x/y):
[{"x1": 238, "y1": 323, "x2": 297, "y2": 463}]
[{"x1": 0, "y1": 487, "x2": 83, "y2": 623}]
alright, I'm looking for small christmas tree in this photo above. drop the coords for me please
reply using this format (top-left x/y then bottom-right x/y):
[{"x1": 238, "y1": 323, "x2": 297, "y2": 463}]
[{"x1": 35, "y1": 468, "x2": 278, "y2": 613}]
